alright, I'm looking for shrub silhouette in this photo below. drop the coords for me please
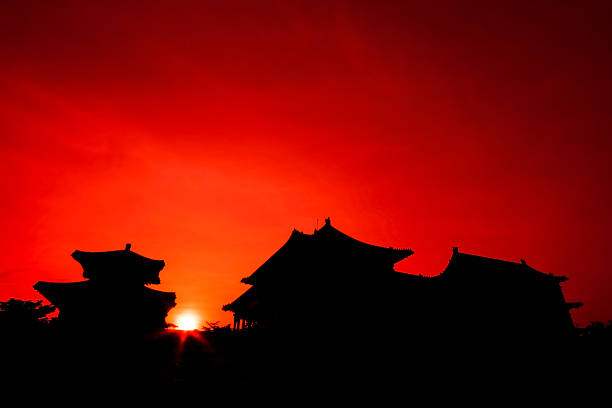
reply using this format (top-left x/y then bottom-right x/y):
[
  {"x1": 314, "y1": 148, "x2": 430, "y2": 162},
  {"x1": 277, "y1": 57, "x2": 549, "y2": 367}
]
[
  {"x1": 203, "y1": 320, "x2": 231, "y2": 332},
  {"x1": 581, "y1": 320, "x2": 612, "y2": 340},
  {"x1": 0, "y1": 298, "x2": 55, "y2": 329}
]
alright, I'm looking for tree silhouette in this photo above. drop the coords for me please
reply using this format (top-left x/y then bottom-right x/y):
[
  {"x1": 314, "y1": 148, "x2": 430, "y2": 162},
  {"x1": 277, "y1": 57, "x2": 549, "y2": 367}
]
[
  {"x1": 582, "y1": 320, "x2": 612, "y2": 340},
  {"x1": 0, "y1": 298, "x2": 56, "y2": 329},
  {"x1": 203, "y1": 321, "x2": 231, "y2": 332}
]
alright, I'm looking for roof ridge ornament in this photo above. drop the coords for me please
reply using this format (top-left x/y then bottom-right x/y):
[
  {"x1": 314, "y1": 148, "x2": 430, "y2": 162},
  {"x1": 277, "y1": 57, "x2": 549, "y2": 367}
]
[{"x1": 126, "y1": 243, "x2": 132, "y2": 251}]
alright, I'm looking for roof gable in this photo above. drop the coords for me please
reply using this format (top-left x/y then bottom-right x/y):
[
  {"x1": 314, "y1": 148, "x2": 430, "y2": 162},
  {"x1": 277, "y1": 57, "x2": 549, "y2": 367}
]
[
  {"x1": 241, "y1": 220, "x2": 413, "y2": 286},
  {"x1": 72, "y1": 243, "x2": 165, "y2": 284},
  {"x1": 442, "y1": 247, "x2": 567, "y2": 283}
]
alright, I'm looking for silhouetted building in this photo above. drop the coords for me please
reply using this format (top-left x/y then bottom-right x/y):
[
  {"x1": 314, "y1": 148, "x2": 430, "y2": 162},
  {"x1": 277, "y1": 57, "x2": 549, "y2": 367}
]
[
  {"x1": 223, "y1": 218, "x2": 413, "y2": 331},
  {"x1": 224, "y1": 219, "x2": 580, "y2": 340},
  {"x1": 392, "y1": 247, "x2": 582, "y2": 341},
  {"x1": 34, "y1": 244, "x2": 176, "y2": 332}
]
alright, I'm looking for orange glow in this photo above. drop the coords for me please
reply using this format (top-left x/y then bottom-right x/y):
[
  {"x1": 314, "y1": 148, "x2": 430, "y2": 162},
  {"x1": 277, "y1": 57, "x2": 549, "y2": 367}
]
[
  {"x1": 0, "y1": 2, "x2": 611, "y2": 328},
  {"x1": 175, "y1": 311, "x2": 200, "y2": 331}
]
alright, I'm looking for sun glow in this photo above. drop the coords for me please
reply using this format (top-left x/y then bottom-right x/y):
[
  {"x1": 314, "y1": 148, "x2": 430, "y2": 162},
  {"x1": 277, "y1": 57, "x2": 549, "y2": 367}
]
[{"x1": 175, "y1": 312, "x2": 200, "y2": 331}]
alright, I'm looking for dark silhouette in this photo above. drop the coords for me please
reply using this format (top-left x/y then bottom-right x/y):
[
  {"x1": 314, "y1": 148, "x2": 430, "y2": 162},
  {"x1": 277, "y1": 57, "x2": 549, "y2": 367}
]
[
  {"x1": 0, "y1": 298, "x2": 55, "y2": 329},
  {"x1": 215, "y1": 219, "x2": 600, "y2": 396},
  {"x1": 582, "y1": 320, "x2": 612, "y2": 338},
  {"x1": 0, "y1": 230, "x2": 608, "y2": 397},
  {"x1": 223, "y1": 218, "x2": 579, "y2": 344},
  {"x1": 203, "y1": 321, "x2": 231, "y2": 332},
  {"x1": 33, "y1": 243, "x2": 176, "y2": 333},
  {"x1": 391, "y1": 247, "x2": 581, "y2": 342},
  {"x1": 223, "y1": 217, "x2": 413, "y2": 331}
]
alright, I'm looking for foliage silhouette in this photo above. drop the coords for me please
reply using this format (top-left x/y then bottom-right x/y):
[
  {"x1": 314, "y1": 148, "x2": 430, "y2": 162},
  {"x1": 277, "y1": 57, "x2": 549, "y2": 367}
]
[
  {"x1": 582, "y1": 320, "x2": 612, "y2": 336},
  {"x1": 0, "y1": 298, "x2": 55, "y2": 329},
  {"x1": 203, "y1": 320, "x2": 231, "y2": 332}
]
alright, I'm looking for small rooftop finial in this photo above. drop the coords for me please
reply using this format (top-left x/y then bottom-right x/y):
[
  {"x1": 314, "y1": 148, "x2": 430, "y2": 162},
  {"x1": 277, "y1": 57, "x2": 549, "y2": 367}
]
[
  {"x1": 325, "y1": 217, "x2": 331, "y2": 226},
  {"x1": 452, "y1": 246, "x2": 458, "y2": 254},
  {"x1": 520, "y1": 259, "x2": 527, "y2": 265},
  {"x1": 125, "y1": 243, "x2": 132, "y2": 251}
]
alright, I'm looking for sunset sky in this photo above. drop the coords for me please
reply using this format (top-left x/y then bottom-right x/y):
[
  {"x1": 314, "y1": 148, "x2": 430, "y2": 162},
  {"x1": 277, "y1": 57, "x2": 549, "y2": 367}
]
[{"x1": 1, "y1": 1, "x2": 611, "y2": 327}]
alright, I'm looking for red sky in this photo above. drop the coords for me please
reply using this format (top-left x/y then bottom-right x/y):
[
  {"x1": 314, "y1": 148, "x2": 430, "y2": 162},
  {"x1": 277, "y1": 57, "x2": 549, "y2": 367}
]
[{"x1": 1, "y1": 1, "x2": 611, "y2": 327}]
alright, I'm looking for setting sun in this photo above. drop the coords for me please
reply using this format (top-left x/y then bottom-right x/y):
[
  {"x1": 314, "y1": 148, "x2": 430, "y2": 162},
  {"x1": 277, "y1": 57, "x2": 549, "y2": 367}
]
[{"x1": 175, "y1": 312, "x2": 200, "y2": 331}]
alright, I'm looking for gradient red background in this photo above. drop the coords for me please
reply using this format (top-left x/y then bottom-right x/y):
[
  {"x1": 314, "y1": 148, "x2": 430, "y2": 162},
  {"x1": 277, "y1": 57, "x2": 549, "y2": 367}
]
[{"x1": 1, "y1": 1, "x2": 611, "y2": 327}]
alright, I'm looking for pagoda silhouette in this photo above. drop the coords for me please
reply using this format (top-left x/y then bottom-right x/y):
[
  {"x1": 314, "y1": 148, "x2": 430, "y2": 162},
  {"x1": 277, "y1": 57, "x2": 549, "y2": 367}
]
[
  {"x1": 224, "y1": 218, "x2": 581, "y2": 340},
  {"x1": 34, "y1": 244, "x2": 176, "y2": 332},
  {"x1": 223, "y1": 217, "x2": 414, "y2": 331}
]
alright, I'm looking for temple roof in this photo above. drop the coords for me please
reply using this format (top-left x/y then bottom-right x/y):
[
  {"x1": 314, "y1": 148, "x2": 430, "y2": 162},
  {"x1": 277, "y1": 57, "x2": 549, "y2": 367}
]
[
  {"x1": 442, "y1": 247, "x2": 569, "y2": 283},
  {"x1": 72, "y1": 243, "x2": 165, "y2": 284},
  {"x1": 241, "y1": 218, "x2": 413, "y2": 285},
  {"x1": 222, "y1": 286, "x2": 258, "y2": 314},
  {"x1": 33, "y1": 280, "x2": 176, "y2": 310},
  {"x1": 315, "y1": 220, "x2": 413, "y2": 263}
]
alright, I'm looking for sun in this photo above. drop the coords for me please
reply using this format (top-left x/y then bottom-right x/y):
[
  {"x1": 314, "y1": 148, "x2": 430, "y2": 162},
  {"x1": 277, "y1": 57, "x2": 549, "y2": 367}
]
[{"x1": 175, "y1": 311, "x2": 200, "y2": 331}]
